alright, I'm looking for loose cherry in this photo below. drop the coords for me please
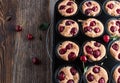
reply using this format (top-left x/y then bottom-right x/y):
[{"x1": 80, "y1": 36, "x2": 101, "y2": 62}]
[
  {"x1": 16, "y1": 25, "x2": 22, "y2": 32},
  {"x1": 27, "y1": 34, "x2": 34, "y2": 40},
  {"x1": 80, "y1": 55, "x2": 87, "y2": 63},
  {"x1": 32, "y1": 57, "x2": 40, "y2": 65},
  {"x1": 103, "y1": 35, "x2": 110, "y2": 43}
]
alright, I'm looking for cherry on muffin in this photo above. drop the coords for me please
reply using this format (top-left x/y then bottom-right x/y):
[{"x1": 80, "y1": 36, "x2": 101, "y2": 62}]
[
  {"x1": 85, "y1": 65, "x2": 108, "y2": 83},
  {"x1": 81, "y1": 0, "x2": 101, "y2": 16},
  {"x1": 58, "y1": 0, "x2": 78, "y2": 17},
  {"x1": 83, "y1": 41, "x2": 106, "y2": 61},
  {"x1": 58, "y1": 19, "x2": 79, "y2": 37},
  {"x1": 78, "y1": 18, "x2": 104, "y2": 38},
  {"x1": 57, "y1": 66, "x2": 80, "y2": 83},
  {"x1": 110, "y1": 40, "x2": 120, "y2": 61},
  {"x1": 105, "y1": 1, "x2": 120, "y2": 16},
  {"x1": 57, "y1": 41, "x2": 79, "y2": 61}
]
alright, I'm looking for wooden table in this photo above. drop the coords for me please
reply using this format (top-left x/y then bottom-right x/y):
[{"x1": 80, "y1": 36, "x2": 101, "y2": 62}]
[{"x1": 0, "y1": 0, "x2": 53, "y2": 83}]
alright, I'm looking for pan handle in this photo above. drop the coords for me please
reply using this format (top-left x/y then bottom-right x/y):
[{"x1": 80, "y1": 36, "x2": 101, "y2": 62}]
[{"x1": 46, "y1": 23, "x2": 53, "y2": 62}]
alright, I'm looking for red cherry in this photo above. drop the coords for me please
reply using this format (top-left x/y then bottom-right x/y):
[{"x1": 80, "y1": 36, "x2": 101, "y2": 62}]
[
  {"x1": 70, "y1": 28, "x2": 77, "y2": 36},
  {"x1": 118, "y1": 68, "x2": 120, "y2": 73},
  {"x1": 68, "y1": 52, "x2": 76, "y2": 61},
  {"x1": 110, "y1": 26, "x2": 117, "y2": 32},
  {"x1": 70, "y1": 67, "x2": 77, "y2": 75},
  {"x1": 116, "y1": 9, "x2": 120, "y2": 14},
  {"x1": 117, "y1": 76, "x2": 120, "y2": 83},
  {"x1": 67, "y1": 2, "x2": 73, "y2": 6},
  {"x1": 118, "y1": 53, "x2": 120, "y2": 59},
  {"x1": 66, "y1": 43, "x2": 73, "y2": 49},
  {"x1": 86, "y1": 1, "x2": 92, "y2": 7},
  {"x1": 32, "y1": 57, "x2": 40, "y2": 65},
  {"x1": 93, "y1": 49, "x2": 101, "y2": 58},
  {"x1": 92, "y1": 6, "x2": 98, "y2": 12},
  {"x1": 118, "y1": 29, "x2": 120, "y2": 33},
  {"x1": 84, "y1": 26, "x2": 92, "y2": 32},
  {"x1": 59, "y1": 26, "x2": 65, "y2": 32},
  {"x1": 58, "y1": 71, "x2": 65, "y2": 81},
  {"x1": 27, "y1": 34, "x2": 34, "y2": 40},
  {"x1": 98, "y1": 77, "x2": 105, "y2": 83},
  {"x1": 85, "y1": 8, "x2": 92, "y2": 15},
  {"x1": 67, "y1": 79, "x2": 74, "y2": 83},
  {"x1": 80, "y1": 55, "x2": 87, "y2": 62},
  {"x1": 107, "y1": 3, "x2": 114, "y2": 9},
  {"x1": 90, "y1": 21, "x2": 96, "y2": 26},
  {"x1": 16, "y1": 25, "x2": 22, "y2": 32},
  {"x1": 87, "y1": 73, "x2": 94, "y2": 82},
  {"x1": 94, "y1": 42, "x2": 101, "y2": 47},
  {"x1": 103, "y1": 35, "x2": 110, "y2": 43},
  {"x1": 66, "y1": 8, "x2": 74, "y2": 13},
  {"x1": 85, "y1": 46, "x2": 93, "y2": 55},
  {"x1": 116, "y1": 21, "x2": 120, "y2": 27},
  {"x1": 94, "y1": 27, "x2": 100, "y2": 33},
  {"x1": 59, "y1": 48, "x2": 67, "y2": 54},
  {"x1": 112, "y1": 43, "x2": 119, "y2": 51},
  {"x1": 59, "y1": 5, "x2": 66, "y2": 10},
  {"x1": 93, "y1": 67, "x2": 100, "y2": 73},
  {"x1": 65, "y1": 21, "x2": 74, "y2": 25}
]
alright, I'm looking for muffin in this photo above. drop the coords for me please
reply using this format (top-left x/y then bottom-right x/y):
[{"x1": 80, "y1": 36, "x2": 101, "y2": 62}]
[
  {"x1": 82, "y1": 0, "x2": 101, "y2": 16},
  {"x1": 83, "y1": 41, "x2": 106, "y2": 61},
  {"x1": 85, "y1": 65, "x2": 108, "y2": 83},
  {"x1": 57, "y1": 41, "x2": 79, "y2": 61},
  {"x1": 113, "y1": 65, "x2": 120, "y2": 83},
  {"x1": 57, "y1": 66, "x2": 80, "y2": 83},
  {"x1": 105, "y1": 0, "x2": 120, "y2": 17},
  {"x1": 110, "y1": 40, "x2": 120, "y2": 61},
  {"x1": 82, "y1": 18, "x2": 104, "y2": 38},
  {"x1": 58, "y1": 0, "x2": 78, "y2": 17},
  {"x1": 107, "y1": 18, "x2": 120, "y2": 37},
  {"x1": 58, "y1": 19, "x2": 79, "y2": 37}
]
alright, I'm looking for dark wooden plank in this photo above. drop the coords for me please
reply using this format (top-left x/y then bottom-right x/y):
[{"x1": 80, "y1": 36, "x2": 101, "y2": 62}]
[{"x1": 0, "y1": 0, "x2": 52, "y2": 83}]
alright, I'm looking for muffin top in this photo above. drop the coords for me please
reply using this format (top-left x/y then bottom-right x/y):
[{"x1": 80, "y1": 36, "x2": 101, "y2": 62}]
[
  {"x1": 82, "y1": 0, "x2": 101, "y2": 16},
  {"x1": 57, "y1": 66, "x2": 80, "y2": 83},
  {"x1": 107, "y1": 19, "x2": 120, "y2": 37},
  {"x1": 113, "y1": 65, "x2": 120, "y2": 83},
  {"x1": 57, "y1": 41, "x2": 79, "y2": 61},
  {"x1": 58, "y1": 0, "x2": 78, "y2": 17},
  {"x1": 82, "y1": 18, "x2": 104, "y2": 38},
  {"x1": 105, "y1": 0, "x2": 120, "y2": 16},
  {"x1": 85, "y1": 65, "x2": 108, "y2": 83},
  {"x1": 110, "y1": 40, "x2": 120, "y2": 61},
  {"x1": 58, "y1": 19, "x2": 79, "y2": 37},
  {"x1": 83, "y1": 41, "x2": 106, "y2": 61}
]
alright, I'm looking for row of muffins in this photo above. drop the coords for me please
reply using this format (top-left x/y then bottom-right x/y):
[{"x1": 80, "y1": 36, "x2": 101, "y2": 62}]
[
  {"x1": 56, "y1": 64, "x2": 120, "y2": 83},
  {"x1": 58, "y1": 0, "x2": 120, "y2": 17},
  {"x1": 58, "y1": 18, "x2": 120, "y2": 38},
  {"x1": 57, "y1": 40, "x2": 120, "y2": 62}
]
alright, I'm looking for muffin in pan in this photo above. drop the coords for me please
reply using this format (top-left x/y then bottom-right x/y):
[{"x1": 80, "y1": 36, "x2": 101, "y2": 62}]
[
  {"x1": 83, "y1": 41, "x2": 106, "y2": 62},
  {"x1": 56, "y1": 66, "x2": 80, "y2": 83},
  {"x1": 81, "y1": 0, "x2": 101, "y2": 16},
  {"x1": 110, "y1": 40, "x2": 120, "y2": 61},
  {"x1": 58, "y1": 19, "x2": 79, "y2": 37},
  {"x1": 107, "y1": 18, "x2": 120, "y2": 37},
  {"x1": 82, "y1": 18, "x2": 104, "y2": 38},
  {"x1": 112, "y1": 65, "x2": 120, "y2": 83},
  {"x1": 104, "y1": 0, "x2": 120, "y2": 17},
  {"x1": 58, "y1": 0, "x2": 78, "y2": 17},
  {"x1": 85, "y1": 65, "x2": 109, "y2": 83},
  {"x1": 57, "y1": 41, "x2": 79, "y2": 61}
]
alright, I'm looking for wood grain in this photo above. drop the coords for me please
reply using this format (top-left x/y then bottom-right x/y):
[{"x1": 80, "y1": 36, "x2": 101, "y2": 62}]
[{"x1": 0, "y1": 0, "x2": 52, "y2": 83}]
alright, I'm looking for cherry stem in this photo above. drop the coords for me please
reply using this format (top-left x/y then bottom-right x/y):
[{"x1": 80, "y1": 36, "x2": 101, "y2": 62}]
[
  {"x1": 110, "y1": 36, "x2": 118, "y2": 40},
  {"x1": 21, "y1": 21, "x2": 26, "y2": 27}
]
